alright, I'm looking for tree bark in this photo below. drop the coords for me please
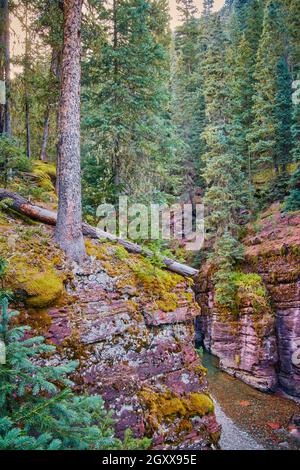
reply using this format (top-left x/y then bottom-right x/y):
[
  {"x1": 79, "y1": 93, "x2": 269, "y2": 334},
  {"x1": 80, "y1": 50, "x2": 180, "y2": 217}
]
[
  {"x1": 112, "y1": 0, "x2": 121, "y2": 193},
  {"x1": 40, "y1": 112, "x2": 50, "y2": 162},
  {"x1": 0, "y1": 0, "x2": 11, "y2": 136},
  {"x1": 54, "y1": 0, "x2": 86, "y2": 262},
  {"x1": 24, "y1": 4, "x2": 31, "y2": 158},
  {"x1": 25, "y1": 96, "x2": 31, "y2": 158},
  {"x1": 0, "y1": 188, "x2": 199, "y2": 277}
]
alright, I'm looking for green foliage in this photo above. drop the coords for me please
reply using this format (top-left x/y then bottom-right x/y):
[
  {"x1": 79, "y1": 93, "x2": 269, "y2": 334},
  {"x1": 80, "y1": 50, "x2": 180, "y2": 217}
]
[
  {"x1": 201, "y1": 15, "x2": 245, "y2": 286},
  {"x1": 81, "y1": 0, "x2": 180, "y2": 207},
  {"x1": 113, "y1": 429, "x2": 151, "y2": 450},
  {"x1": 215, "y1": 270, "x2": 270, "y2": 315},
  {"x1": 212, "y1": 232, "x2": 245, "y2": 306},
  {"x1": 247, "y1": 0, "x2": 291, "y2": 181},
  {"x1": 0, "y1": 297, "x2": 117, "y2": 450},
  {"x1": 0, "y1": 136, "x2": 31, "y2": 185},
  {"x1": 0, "y1": 258, "x2": 7, "y2": 280},
  {"x1": 285, "y1": 164, "x2": 300, "y2": 211},
  {"x1": 172, "y1": 0, "x2": 206, "y2": 191}
]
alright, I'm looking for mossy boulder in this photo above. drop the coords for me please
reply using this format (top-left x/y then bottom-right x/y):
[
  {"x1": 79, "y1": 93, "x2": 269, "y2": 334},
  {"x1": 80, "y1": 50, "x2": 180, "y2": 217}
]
[{"x1": 140, "y1": 389, "x2": 214, "y2": 433}]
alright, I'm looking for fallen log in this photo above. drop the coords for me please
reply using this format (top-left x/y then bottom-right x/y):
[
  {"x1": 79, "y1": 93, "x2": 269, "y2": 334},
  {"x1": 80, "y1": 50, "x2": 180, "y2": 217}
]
[{"x1": 0, "y1": 188, "x2": 199, "y2": 277}]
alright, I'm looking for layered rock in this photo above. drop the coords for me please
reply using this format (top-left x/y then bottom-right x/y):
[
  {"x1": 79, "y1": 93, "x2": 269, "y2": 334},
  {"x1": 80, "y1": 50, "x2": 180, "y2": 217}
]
[
  {"x1": 0, "y1": 219, "x2": 220, "y2": 449},
  {"x1": 195, "y1": 271, "x2": 278, "y2": 392},
  {"x1": 243, "y1": 208, "x2": 300, "y2": 397},
  {"x1": 195, "y1": 204, "x2": 300, "y2": 397}
]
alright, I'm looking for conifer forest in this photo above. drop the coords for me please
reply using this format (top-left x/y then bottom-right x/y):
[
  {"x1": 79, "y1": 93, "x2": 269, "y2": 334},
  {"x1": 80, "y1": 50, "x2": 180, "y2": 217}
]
[{"x1": 0, "y1": 0, "x2": 300, "y2": 457}]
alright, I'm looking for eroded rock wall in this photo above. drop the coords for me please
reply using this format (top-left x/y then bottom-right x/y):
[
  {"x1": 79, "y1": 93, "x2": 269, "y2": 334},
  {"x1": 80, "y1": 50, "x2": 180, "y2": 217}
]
[
  {"x1": 194, "y1": 273, "x2": 278, "y2": 392},
  {"x1": 195, "y1": 205, "x2": 300, "y2": 397}
]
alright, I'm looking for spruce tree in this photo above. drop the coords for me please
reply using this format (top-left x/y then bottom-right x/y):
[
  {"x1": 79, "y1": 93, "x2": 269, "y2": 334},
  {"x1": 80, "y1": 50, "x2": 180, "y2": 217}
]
[
  {"x1": 247, "y1": 0, "x2": 291, "y2": 178},
  {"x1": 82, "y1": 0, "x2": 177, "y2": 204},
  {"x1": 226, "y1": 0, "x2": 263, "y2": 206},
  {"x1": 201, "y1": 14, "x2": 245, "y2": 302},
  {"x1": 284, "y1": 0, "x2": 300, "y2": 210},
  {"x1": 286, "y1": 0, "x2": 300, "y2": 78},
  {"x1": 285, "y1": 82, "x2": 300, "y2": 211},
  {"x1": 275, "y1": 56, "x2": 293, "y2": 171},
  {"x1": 173, "y1": 0, "x2": 206, "y2": 193}
]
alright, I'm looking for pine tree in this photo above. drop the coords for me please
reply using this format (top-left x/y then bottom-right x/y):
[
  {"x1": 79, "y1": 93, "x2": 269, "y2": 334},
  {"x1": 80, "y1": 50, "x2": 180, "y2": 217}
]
[
  {"x1": 275, "y1": 56, "x2": 293, "y2": 170},
  {"x1": 172, "y1": 0, "x2": 206, "y2": 193},
  {"x1": 283, "y1": 0, "x2": 300, "y2": 210},
  {"x1": 82, "y1": 0, "x2": 177, "y2": 205},
  {"x1": 0, "y1": 0, "x2": 11, "y2": 136},
  {"x1": 285, "y1": 82, "x2": 300, "y2": 211},
  {"x1": 285, "y1": 165, "x2": 300, "y2": 211},
  {"x1": 227, "y1": 0, "x2": 263, "y2": 204},
  {"x1": 247, "y1": 0, "x2": 290, "y2": 177},
  {"x1": 176, "y1": 0, "x2": 198, "y2": 21},
  {"x1": 201, "y1": 14, "x2": 245, "y2": 298},
  {"x1": 0, "y1": 296, "x2": 116, "y2": 450},
  {"x1": 286, "y1": 0, "x2": 300, "y2": 78},
  {"x1": 33, "y1": 0, "x2": 64, "y2": 162},
  {"x1": 55, "y1": 0, "x2": 86, "y2": 262},
  {"x1": 202, "y1": 0, "x2": 214, "y2": 17}
]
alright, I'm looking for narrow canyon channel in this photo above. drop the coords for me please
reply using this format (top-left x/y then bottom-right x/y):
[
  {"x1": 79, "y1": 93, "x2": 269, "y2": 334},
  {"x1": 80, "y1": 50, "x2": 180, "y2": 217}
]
[{"x1": 202, "y1": 351, "x2": 300, "y2": 450}]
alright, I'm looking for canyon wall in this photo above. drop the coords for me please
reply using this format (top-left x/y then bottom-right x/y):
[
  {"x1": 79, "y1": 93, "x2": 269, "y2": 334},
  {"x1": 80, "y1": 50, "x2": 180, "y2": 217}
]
[
  {"x1": 0, "y1": 217, "x2": 220, "y2": 449},
  {"x1": 195, "y1": 205, "x2": 300, "y2": 397}
]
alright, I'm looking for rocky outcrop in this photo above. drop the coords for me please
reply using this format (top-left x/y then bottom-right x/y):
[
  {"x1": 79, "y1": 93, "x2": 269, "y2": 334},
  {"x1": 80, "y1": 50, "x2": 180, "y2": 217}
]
[
  {"x1": 195, "y1": 272, "x2": 278, "y2": 392},
  {"x1": 0, "y1": 218, "x2": 220, "y2": 449},
  {"x1": 195, "y1": 205, "x2": 300, "y2": 397}
]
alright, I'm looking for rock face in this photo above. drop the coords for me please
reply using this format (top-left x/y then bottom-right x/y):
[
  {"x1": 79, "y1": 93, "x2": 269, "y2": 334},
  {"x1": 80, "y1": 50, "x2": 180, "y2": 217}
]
[
  {"x1": 195, "y1": 273, "x2": 278, "y2": 392},
  {"x1": 0, "y1": 219, "x2": 220, "y2": 450},
  {"x1": 195, "y1": 205, "x2": 300, "y2": 397}
]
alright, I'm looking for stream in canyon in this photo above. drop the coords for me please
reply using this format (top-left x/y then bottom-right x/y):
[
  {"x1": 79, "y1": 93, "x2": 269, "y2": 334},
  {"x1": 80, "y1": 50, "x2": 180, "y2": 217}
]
[{"x1": 202, "y1": 350, "x2": 300, "y2": 450}]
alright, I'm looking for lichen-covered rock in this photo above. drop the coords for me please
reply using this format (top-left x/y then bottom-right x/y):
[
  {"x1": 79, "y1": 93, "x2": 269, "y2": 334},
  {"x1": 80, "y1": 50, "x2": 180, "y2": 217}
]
[
  {"x1": 0, "y1": 216, "x2": 220, "y2": 449},
  {"x1": 195, "y1": 204, "x2": 300, "y2": 397}
]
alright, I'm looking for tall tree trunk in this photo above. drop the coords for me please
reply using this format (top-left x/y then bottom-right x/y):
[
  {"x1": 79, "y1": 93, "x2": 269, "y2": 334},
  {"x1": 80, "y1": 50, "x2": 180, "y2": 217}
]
[
  {"x1": 24, "y1": 4, "x2": 31, "y2": 158},
  {"x1": 112, "y1": 0, "x2": 121, "y2": 193},
  {"x1": 25, "y1": 95, "x2": 31, "y2": 158},
  {"x1": 54, "y1": 0, "x2": 86, "y2": 262},
  {"x1": 0, "y1": 0, "x2": 11, "y2": 136},
  {"x1": 40, "y1": 112, "x2": 50, "y2": 161},
  {"x1": 40, "y1": 49, "x2": 60, "y2": 161}
]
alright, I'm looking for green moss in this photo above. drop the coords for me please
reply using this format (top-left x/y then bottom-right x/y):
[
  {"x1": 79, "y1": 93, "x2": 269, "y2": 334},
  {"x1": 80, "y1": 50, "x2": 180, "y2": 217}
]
[
  {"x1": 215, "y1": 271, "x2": 271, "y2": 317},
  {"x1": 0, "y1": 224, "x2": 65, "y2": 308},
  {"x1": 23, "y1": 272, "x2": 64, "y2": 307},
  {"x1": 85, "y1": 239, "x2": 185, "y2": 313},
  {"x1": 291, "y1": 245, "x2": 300, "y2": 256},
  {"x1": 33, "y1": 161, "x2": 56, "y2": 179},
  {"x1": 114, "y1": 245, "x2": 130, "y2": 261},
  {"x1": 186, "y1": 392, "x2": 214, "y2": 415},
  {"x1": 156, "y1": 292, "x2": 178, "y2": 312},
  {"x1": 140, "y1": 389, "x2": 214, "y2": 431}
]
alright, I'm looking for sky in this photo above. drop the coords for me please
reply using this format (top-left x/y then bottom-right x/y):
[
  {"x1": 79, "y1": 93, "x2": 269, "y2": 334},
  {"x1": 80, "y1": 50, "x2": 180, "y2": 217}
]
[{"x1": 169, "y1": 0, "x2": 225, "y2": 27}]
